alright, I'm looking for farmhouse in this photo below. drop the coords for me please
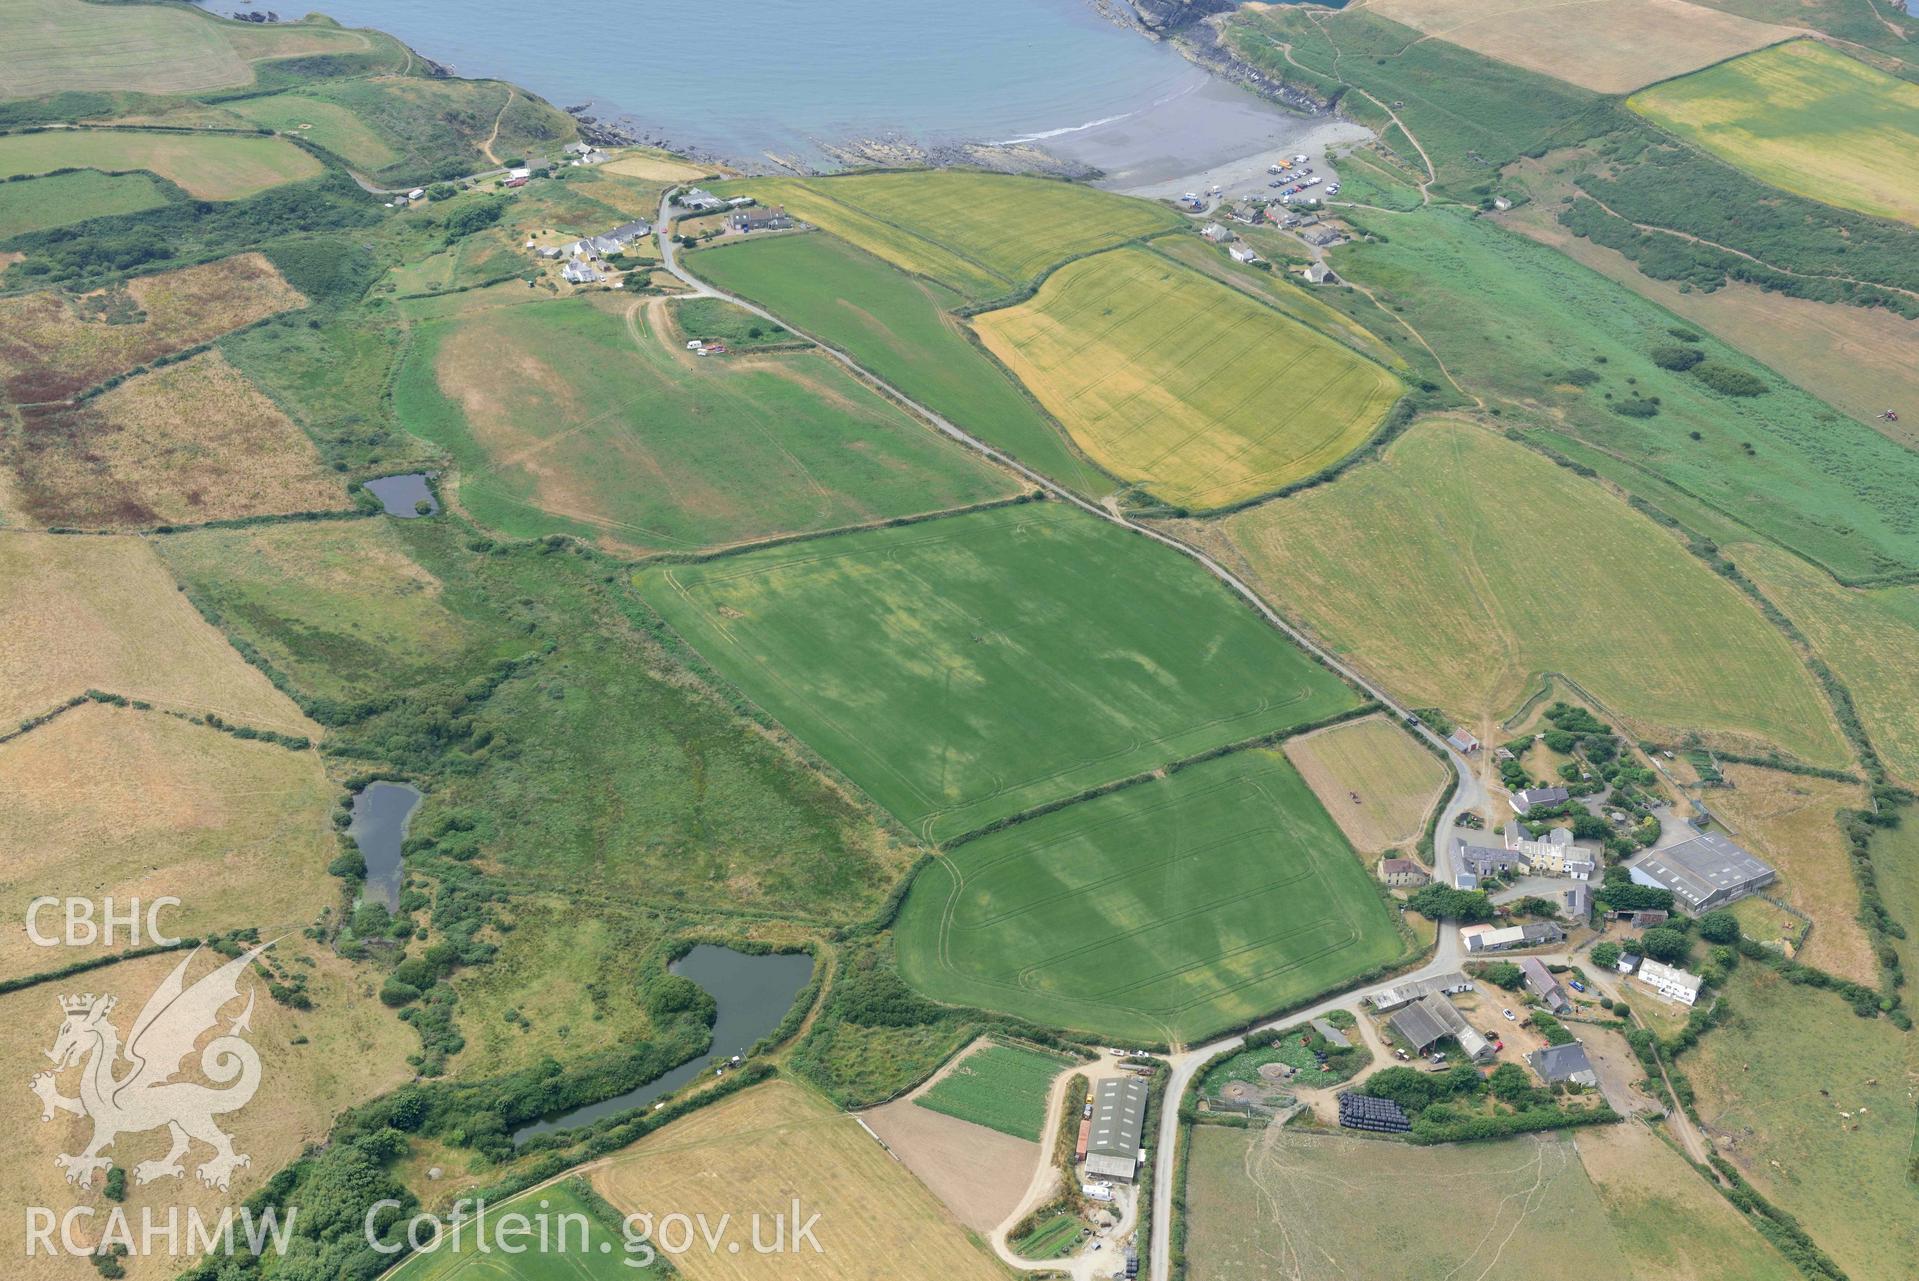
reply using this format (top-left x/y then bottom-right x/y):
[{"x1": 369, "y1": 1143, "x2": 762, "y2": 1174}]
[
  {"x1": 678, "y1": 187, "x2": 726, "y2": 212},
  {"x1": 1518, "y1": 956, "x2": 1570, "y2": 1014},
  {"x1": 1504, "y1": 821, "x2": 1597, "y2": 878},
  {"x1": 1616, "y1": 952, "x2": 1642, "y2": 975},
  {"x1": 1388, "y1": 993, "x2": 1495, "y2": 1062},
  {"x1": 1369, "y1": 971, "x2": 1473, "y2": 1012},
  {"x1": 1559, "y1": 882, "x2": 1592, "y2": 920},
  {"x1": 1629, "y1": 833, "x2": 1776, "y2": 913},
  {"x1": 1300, "y1": 226, "x2": 1344, "y2": 248},
  {"x1": 1510, "y1": 786, "x2": 1570, "y2": 815},
  {"x1": 1454, "y1": 837, "x2": 1523, "y2": 881},
  {"x1": 1636, "y1": 958, "x2": 1704, "y2": 1006},
  {"x1": 562, "y1": 220, "x2": 652, "y2": 261},
  {"x1": 1228, "y1": 242, "x2": 1262, "y2": 265},
  {"x1": 1086, "y1": 1077, "x2": 1148, "y2": 1182},
  {"x1": 1528, "y1": 1041, "x2": 1597, "y2": 1087},
  {"x1": 1201, "y1": 222, "x2": 1232, "y2": 243},
  {"x1": 1378, "y1": 857, "x2": 1430, "y2": 888},
  {"x1": 561, "y1": 257, "x2": 601, "y2": 285},
  {"x1": 1461, "y1": 921, "x2": 1565, "y2": 953},
  {"x1": 728, "y1": 204, "x2": 793, "y2": 233},
  {"x1": 1300, "y1": 261, "x2": 1335, "y2": 284}
]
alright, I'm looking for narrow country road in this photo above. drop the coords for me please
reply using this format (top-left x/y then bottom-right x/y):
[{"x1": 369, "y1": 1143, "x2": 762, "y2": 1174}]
[{"x1": 658, "y1": 196, "x2": 1485, "y2": 1280}]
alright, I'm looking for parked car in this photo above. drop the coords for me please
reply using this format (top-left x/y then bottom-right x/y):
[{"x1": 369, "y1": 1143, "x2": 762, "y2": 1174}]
[
  {"x1": 1569, "y1": 980, "x2": 1588, "y2": 993},
  {"x1": 1502, "y1": 1009, "x2": 1517, "y2": 1021}
]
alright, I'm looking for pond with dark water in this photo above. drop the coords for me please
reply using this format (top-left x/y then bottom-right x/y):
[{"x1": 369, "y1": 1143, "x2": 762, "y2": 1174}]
[
  {"x1": 364, "y1": 473, "x2": 438, "y2": 517},
  {"x1": 348, "y1": 781, "x2": 422, "y2": 912},
  {"x1": 511, "y1": 944, "x2": 815, "y2": 1143}
]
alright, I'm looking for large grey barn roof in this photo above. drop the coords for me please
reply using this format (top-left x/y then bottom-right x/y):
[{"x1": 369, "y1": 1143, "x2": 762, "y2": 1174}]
[
  {"x1": 1088, "y1": 1077, "x2": 1148, "y2": 1158},
  {"x1": 1634, "y1": 834, "x2": 1775, "y2": 905}
]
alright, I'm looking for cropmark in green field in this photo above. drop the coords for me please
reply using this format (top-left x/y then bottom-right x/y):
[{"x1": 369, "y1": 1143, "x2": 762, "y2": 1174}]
[
  {"x1": 1204, "y1": 419, "x2": 1847, "y2": 765},
  {"x1": 636, "y1": 501, "x2": 1359, "y2": 843},
  {"x1": 395, "y1": 290, "x2": 1014, "y2": 552},
  {"x1": 974, "y1": 247, "x2": 1402, "y2": 511},
  {"x1": 914, "y1": 1042, "x2": 1071, "y2": 1140},
  {"x1": 384, "y1": 1179, "x2": 659, "y2": 1280},
  {"x1": 709, "y1": 170, "x2": 1182, "y2": 302},
  {"x1": 690, "y1": 232, "x2": 1110, "y2": 496},
  {"x1": 898, "y1": 749, "x2": 1402, "y2": 1043}
]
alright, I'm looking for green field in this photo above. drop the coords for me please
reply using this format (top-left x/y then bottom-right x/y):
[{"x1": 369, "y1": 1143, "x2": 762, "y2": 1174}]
[
  {"x1": 1687, "y1": 965, "x2": 1919, "y2": 1281},
  {"x1": 227, "y1": 91, "x2": 403, "y2": 171},
  {"x1": 1867, "y1": 811, "x2": 1919, "y2": 951},
  {"x1": 0, "y1": 168, "x2": 164, "y2": 237},
  {"x1": 1734, "y1": 542, "x2": 1919, "y2": 785},
  {"x1": 689, "y1": 232, "x2": 1108, "y2": 495},
  {"x1": 974, "y1": 247, "x2": 1402, "y2": 510},
  {"x1": 394, "y1": 289, "x2": 1015, "y2": 552},
  {"x1": 1331, "y1": 206, "x2": 1919, "y2": 582},
  {"x1": 385, "y1": 1179, "x2": 658, "y2": 1280},
  {"x1": 1630, "y1": 41, "x2": 1919, "y2": 224},
  {"x1": 157, "y1": 518, "x2": 916, "y2": 921},
  {"x1": 225, "y1": 76, "x2": 576, "y2": 183},
  {"x1": 637, "y1": 502, "x2": 1359, "y2": 842},
  {"x1": 1203, "y1": 419, "x2": 1846, "y2": 764},
  {"x1": 914, "y1": 1042, "x2": 1069, "y2": 1140},
  {"x1": 2, "y1": 0, "x2": 380, "y2": 99},
  {"x1": 1013, "y1": 1214, "x2": 1083, "y2": 1260},
  {"x1": 666, "y1": 296, "x2": 806, "y2": 350},
  {"x1": 0, "y1": 127, "x2": 322, "y2": 199},
  {"x1": 898, "y1": 749, "x2": 1402, "y2": 1042},
  {"x1": 1187, "y1": 1126, "x2": 1626, "y2": 1281},
  {"x1": 710, "y1": 170, "x2": 1183, "y2": 301}
]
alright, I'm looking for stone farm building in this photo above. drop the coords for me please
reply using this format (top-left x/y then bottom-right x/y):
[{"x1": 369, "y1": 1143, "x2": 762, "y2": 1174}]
[
  {"x1": 1629, "y1": 833, "x2": 1776, "y2": 913},
  {"x1": 1085, "y1": 1077, "x2": 1148, "y2": 1182},
  {"x1": 1388, "y1": 992, "x2": 1494, "y2": 1062},
  {"x1": 1518, "y1": 956, "x2": 1570, "y2": 1014},
  {"x1": 728, "y1": 205, "x2": 793, "y2": 233},
  {"x1": 1510, "y1": 786, "x2": 1570, "y2": 815},
  {"x1": 1378, "y1": 857, "x2": 1430, "y2": 888},
  {"x1": 1461, "y1": 921, "x2": 1565, "y2": 954},
  {"x1": 1369, "y1": 972, "x2": 1473, "y2": 1012}
]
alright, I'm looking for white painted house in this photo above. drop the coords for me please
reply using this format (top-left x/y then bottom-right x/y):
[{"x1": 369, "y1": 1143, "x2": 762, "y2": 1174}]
[{"x1": 1636, "y1": 958, "x2": 1703, "y2": 1006}]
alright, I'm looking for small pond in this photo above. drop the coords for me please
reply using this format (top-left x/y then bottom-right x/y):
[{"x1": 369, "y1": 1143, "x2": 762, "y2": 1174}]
[
  {"x1": 511, "y1": 944, "x2": 815, "y2": 1143},
  {"x1": 348, "y1": 782, "x2": 422, "y2": 912},
  {"x1": 364, "y1": 473, "x2": 439, "y2": 517}
]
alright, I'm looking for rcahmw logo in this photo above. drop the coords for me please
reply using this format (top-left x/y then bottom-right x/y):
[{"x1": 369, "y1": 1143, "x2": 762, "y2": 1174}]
[{"x1": 24, "y1": 942, "x2": 295, "y2": 1259}]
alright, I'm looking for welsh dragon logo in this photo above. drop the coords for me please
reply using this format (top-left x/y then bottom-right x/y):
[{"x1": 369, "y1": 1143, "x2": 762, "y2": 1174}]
[{"x1": 30, "y1": 943, "x2": 269, "y2": 1192}]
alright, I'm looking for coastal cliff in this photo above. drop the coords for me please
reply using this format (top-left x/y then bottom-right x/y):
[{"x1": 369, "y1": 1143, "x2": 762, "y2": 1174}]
[{"x1": 1120, "y1": 0, "x2": 1240, "y2": 31}]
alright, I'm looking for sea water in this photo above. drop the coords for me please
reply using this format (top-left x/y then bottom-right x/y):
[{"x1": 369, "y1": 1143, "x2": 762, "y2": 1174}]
[{"x1": 202, "y1": 0, "x2": 1213, "y2": 168}]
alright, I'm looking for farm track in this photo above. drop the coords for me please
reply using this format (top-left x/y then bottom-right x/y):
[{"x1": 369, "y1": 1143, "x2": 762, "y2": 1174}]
[{"x1": 659, "y1": 198, "x2": 1481, "y2": 1281}]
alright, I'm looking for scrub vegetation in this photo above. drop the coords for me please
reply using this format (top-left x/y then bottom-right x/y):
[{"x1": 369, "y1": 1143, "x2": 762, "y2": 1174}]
[
  {"x1": 0, "y1": 252, "x2": 306, "y2": 403},
  {"x1": 5, "y1": 349, "x2": 348, "y2": 529},
  {"x1": 896, "y1": 750, "x2": 1404, "y2": 1043},
  {"x1": 637, "y1": 501, "x2": 1361, "y2": 843},
  {"x1": 1331, "y1": 207, "x2": 1919, "y2": 583}
]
